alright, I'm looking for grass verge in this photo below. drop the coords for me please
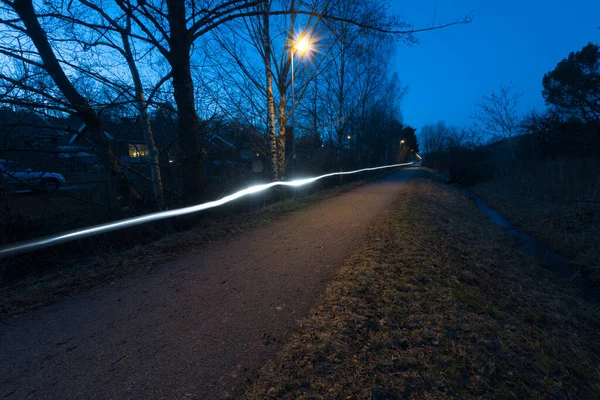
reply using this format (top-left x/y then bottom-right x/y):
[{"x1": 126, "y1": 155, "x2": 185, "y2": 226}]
[
  {"x1": 243, "y1": 178, "x2": 600, "y2": 399},
  {"x1": 0, "y1": 178, "x2": 370, "y2": 319},
  {"x1": 473, "y1": 159, "x2": 600, "y2": 286}
]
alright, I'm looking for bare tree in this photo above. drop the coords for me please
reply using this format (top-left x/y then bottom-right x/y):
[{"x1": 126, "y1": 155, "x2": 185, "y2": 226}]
[
  {"x1": 263, "y1": 1, "x2": 279, "y2": 179},
  {"x1": 64, "y1": 1, "x2": 167, "y2": 209},
  {"x1": 420, "y1": 121, "x2": 451, "y2": 156},
  {"x1": 445, "y1": 125, "x2": 483, "y2": 150},
  {"x1": 3, "y1": 0, "x2": 471, "y2": 203},
  {"x1": 472, "y1": 83, "x2": 523, "y2": 156},
  {"x1": 107, "y1": 0, "x2": 265, "y2": 202},
  {"x1": 207, "y1": 1, "x2": 328, "y2": 180},
  {"x1": 203, "y1": 0, "x2": 470, "y2": 180},
  {"x1": 1, "y1": 0, "x2": 140, "y2": 208}
]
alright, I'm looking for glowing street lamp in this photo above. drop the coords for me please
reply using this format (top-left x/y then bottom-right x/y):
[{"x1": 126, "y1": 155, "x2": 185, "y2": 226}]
[
  {"x1": 290, "y1": 32, "x2": 313, "y2": 179},
  {"x1": 293, "y1": 36, "x2": 311, "y2": 55}
]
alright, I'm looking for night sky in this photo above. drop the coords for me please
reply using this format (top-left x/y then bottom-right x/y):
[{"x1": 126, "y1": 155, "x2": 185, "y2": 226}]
[{"x1": 391, "y1": 0, "x2": 600, "y2": 131}]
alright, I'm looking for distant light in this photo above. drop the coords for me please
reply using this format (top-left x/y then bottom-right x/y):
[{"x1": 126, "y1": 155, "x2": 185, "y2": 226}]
[
  {"x1": 256, "y1": 153, "x2": 260, "y2": 157},
  {"x1": 347, "y1": 135, "x2": 351, "y2": 140},
  {"x1": 400, "y1": 140, "x2": 405, "y2": 144}
]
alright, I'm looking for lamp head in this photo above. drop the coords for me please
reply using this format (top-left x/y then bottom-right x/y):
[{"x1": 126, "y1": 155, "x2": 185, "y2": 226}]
[{"x1": 293, "y1": 35, "x2": 312, "y2": 55}]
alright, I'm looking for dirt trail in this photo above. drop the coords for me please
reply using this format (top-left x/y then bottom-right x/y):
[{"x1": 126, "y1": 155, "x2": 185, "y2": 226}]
[{"x1": 0, "y1": 169, "x2": 415, "y2": 399}]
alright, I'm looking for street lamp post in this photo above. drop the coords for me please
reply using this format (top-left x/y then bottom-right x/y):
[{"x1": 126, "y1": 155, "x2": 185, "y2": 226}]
[
  {"x1": 290, "y1": 35, "x2": 311, "y2": 178},
  {"x1": 289, "y1": 34, "x2": 312, "y2": 199},
  {"x1": 291, "y1": 48, "x2": 296, "y2": 176},
  {"x1": 400, "y1": 139, "x2": 406, "y2": 162}
]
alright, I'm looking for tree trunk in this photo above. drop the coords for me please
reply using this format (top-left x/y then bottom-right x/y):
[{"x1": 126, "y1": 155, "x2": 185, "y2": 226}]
[
  {"x1": 166, "y1": 0, "x2": 202, "y2": 203},
  {"x1": 0, "y1": 183, "x2": 9, "y2": 246},
  {"x1": 262, "y1": 2, "x2": 278, "y2": 181},
  {"x1": 385, "y1": 143, "x2": 389, "y2": 165},
  {"x1": 276, "y1": 96, "x2": 287, "y2": 178},
  {"x1": 13, "y1": 0, "x2": 139, "y2": 208},
  {"x1": 337, "y1": 43, "x2": 346, "y2": 145},
  {"x1": 137, "y1": 100, "x2": 165, "y2": 208},
  {"x1": 120, "y1": 27, "x2": 165, "y2": 209},
  {"x1": 336, "y1": 43, "x2": 346, "y2": 181},
  {"x1": 275, "y1": 1, "x2": 296, "y2": 179},
  {"x1": 359, "y1": 102, "x2": 367, "y2": 167},
  {"x1": 312, "y1": 76, "x2": 319, "y2": 147}
]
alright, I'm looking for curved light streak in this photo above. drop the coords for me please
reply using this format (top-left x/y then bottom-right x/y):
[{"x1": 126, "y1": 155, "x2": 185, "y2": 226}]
[{"x1": 0, "y1": 162, "x2": 412, "y2": 258}]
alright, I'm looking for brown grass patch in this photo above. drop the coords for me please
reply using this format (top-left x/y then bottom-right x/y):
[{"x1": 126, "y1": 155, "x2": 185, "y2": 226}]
[{"x1": 243, "y1": 178, "x2": 600, "y2": 399}]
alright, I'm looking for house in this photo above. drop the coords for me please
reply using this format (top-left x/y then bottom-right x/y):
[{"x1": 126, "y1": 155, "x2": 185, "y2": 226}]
[
  {"x1": 0, "y1": 108, "x2": 65, "y2": 169},
  {"x1": 201, "y1": 120, "x2": 269, "y2": 180},
  {"x1": 55, "y1": 115, "x2": 175, "y2": 165},
  {"x1": 54, "y1": 114, "x2": 271, "y2": 194}
]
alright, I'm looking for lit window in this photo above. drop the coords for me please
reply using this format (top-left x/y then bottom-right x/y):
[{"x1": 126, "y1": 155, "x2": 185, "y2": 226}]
[{"x1": 128, "y1": 143, "x2": 149, "y2": 158}]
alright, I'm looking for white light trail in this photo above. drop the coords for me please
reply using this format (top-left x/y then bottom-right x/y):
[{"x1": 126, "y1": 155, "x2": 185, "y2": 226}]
[{"x1": 0, "y1": 162, "x2": 412, "y2": 258}]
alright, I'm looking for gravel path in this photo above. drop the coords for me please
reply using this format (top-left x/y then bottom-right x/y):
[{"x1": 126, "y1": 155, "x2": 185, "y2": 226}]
[{"x1": 0, "y1": 169, "x2": 415, "y2": 399}]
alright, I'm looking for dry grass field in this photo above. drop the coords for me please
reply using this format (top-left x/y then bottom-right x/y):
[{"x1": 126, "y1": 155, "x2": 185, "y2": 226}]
[{"x1": 244, "y1": 179, "x2": 600, "y2": 399}]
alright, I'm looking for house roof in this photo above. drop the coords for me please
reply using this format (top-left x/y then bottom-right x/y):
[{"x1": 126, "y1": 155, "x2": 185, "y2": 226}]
[
  {"x1": 204, "y1": 134, "x2": 236, "y2": 151},
  {"x1": 47, "y1": 113, "x2": 264, "y2": 155},
  {"x1": 0, "y1": 108, "x2": 64, "y2": 138},
  {"x1": 53, "y1": 115, "x2": 178, "y2": 146},
  {"x1": 63, "y1": 116, "x2": 242, "y2": 152}
]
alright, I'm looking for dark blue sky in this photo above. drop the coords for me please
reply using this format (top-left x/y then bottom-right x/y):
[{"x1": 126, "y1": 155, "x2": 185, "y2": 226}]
[{"x1": 391, "y1": 0, "x2": 600, "y2": 131}]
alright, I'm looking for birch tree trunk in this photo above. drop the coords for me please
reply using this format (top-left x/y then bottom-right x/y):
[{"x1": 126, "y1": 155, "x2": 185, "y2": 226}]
[
  {"x1": 275, "y1": 0, "x2": 296, "y2": 179},
  {"x1": 276, "y1": 94, "x2": 288, "y2": 178},
  {"x1": 262, "y1": 2, "x2": 279, "y2": 180},
  {"x1": 120, "y1": 24, "x2": 165, "y2": 209}
]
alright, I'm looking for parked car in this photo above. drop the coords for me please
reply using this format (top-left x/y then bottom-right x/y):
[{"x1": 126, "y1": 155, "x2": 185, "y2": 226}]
[{"x1": 0, "y1": 160, "x2": 66, "y2": 191}]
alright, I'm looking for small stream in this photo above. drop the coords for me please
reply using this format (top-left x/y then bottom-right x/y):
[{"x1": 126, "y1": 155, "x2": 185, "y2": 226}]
[{"x1": 457, "y1": 187, "x2": 599, "y2": 303}]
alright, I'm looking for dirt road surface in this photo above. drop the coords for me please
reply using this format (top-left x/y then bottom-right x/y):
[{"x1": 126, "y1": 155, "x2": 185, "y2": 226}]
[{"x1": 0, "y1": 169, "x2": 415, "y2": 399}]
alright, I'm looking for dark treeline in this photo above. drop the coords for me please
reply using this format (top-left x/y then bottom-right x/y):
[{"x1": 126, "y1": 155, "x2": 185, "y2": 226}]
[{"x1": 422, "y1": 42, "x2": 600, "y2": 186}]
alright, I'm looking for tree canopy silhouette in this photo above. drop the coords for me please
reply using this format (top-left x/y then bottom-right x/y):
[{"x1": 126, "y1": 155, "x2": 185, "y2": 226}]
[{"x1": 542, "y1": 42, "x2": 600, "y2": 123}]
